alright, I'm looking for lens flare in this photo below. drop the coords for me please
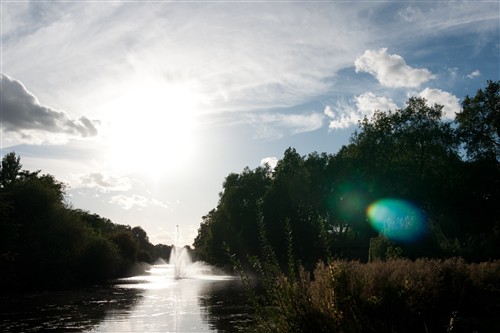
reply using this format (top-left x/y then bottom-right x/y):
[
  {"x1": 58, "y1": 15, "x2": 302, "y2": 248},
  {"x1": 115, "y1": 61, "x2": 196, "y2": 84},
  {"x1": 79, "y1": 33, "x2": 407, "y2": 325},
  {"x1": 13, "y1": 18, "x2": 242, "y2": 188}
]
[
  {"x1": 329, "y1": 183, "x2": 369, "y2": 220},
  {"x1": 367, "y1": 198, "x2": 426, "y2": 242}
]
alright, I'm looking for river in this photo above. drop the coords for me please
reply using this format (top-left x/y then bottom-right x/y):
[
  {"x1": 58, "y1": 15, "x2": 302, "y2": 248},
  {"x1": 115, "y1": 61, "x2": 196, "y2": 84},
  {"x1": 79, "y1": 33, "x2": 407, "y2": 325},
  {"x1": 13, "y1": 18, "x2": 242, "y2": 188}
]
[{"x1": 0, "y1": 263, "x2": 253, "y2": 332}]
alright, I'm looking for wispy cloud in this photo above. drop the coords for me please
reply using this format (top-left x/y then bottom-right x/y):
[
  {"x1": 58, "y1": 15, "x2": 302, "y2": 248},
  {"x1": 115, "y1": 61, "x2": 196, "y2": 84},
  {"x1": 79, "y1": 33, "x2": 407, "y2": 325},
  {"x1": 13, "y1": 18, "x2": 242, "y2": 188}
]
[
  {"x1": 1, "y1": 73, "x2": 99, "y2": 144},
  {"x1": 3, "y1": 2, "x2": 495, "y2": 138},
  {"x1": 246, "y1": 112, "x2": 325, "y2": 140},
  {"x1": 467, "y1": 70, "x2": 481, "y2": 79},
  {"x1": 1, "y1": 3, "x2": 371, "y2": 119},
  {"x1": 80, "y1": 172, "x2": 132, "y2": 193},
  {"x1": 398, "y1": 6, "x2": 424, "y2": 23},
  {"x1": 325, "y1": 92, "x2": 398, "y2": 130},
  {"x1": 355, "y1": 48, "x2": 434, "y2": 88},
  {"x1": 418, "y1": 88, "x2": 460, "y2": 119},
  {"x1": 110, "y1": 194, "x2": 171, "y2": 211}
]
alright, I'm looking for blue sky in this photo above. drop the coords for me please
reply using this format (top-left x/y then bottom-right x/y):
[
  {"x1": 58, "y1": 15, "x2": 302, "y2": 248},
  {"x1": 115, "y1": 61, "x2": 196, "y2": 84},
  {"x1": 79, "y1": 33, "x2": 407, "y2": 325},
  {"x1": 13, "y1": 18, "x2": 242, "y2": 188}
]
[{"x1": 1, "y1": 1, "x2": 499, "y2": 245}]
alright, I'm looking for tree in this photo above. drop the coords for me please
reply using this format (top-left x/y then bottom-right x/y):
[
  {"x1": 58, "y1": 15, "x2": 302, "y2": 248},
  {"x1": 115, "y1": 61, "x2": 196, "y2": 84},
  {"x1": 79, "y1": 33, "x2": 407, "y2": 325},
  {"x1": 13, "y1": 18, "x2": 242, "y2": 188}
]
[
  {"x1": 456, "y1": 80, "x2": 500, "y2": 162},
  {"x1": 0, "y1": 152, "x2": 22, "y2": 187},
  {"x1": 194, "y1": 90, "x2": 500, "y2": 266},
  {"x1": 335, "y1": 98, "x2": 467, "y2": 258},
  {"x1": 261, "y1": 148, "x2": 334, "y2": 269},
  {"x1": 111, "y1": 231, "x2": 139, "y2": 262},
  {"x1": 344, "y1": 97, "x2": 460, "y2": 206},
  {"x1": 194, "y1": 165, "x2": 272, "y2": 267}
]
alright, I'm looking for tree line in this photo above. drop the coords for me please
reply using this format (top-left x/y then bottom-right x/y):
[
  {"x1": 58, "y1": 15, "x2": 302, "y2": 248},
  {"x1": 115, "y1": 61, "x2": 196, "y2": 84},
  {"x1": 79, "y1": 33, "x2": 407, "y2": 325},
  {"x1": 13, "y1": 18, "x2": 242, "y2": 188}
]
[
  {"x1": 0, "y1": 155, "x2": 172, "y2": 291},
  {"x1": 194, "y1": 80, "x2": 500, "y2": 270}
]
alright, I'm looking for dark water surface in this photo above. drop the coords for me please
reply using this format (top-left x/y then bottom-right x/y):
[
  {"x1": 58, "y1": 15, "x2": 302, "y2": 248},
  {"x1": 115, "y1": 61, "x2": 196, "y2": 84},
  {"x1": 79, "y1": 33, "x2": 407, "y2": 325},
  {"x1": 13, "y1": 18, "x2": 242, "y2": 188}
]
[{"x1": 0, "y1": 264, "x2": 253, "y2": 332}]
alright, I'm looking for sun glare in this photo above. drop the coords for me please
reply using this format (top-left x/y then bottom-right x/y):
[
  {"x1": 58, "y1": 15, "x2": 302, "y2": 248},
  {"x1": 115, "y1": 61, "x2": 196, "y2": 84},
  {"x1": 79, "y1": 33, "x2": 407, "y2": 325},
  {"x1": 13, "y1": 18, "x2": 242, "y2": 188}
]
[{"x1": 103, "y1": 79, "x2": 200, "y2": 177}]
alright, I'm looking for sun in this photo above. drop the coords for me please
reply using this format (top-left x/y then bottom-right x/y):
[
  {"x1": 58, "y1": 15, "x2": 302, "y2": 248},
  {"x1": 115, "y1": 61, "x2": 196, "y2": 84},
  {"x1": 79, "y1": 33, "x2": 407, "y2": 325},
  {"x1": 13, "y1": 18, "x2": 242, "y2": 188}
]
[{"x1": 103, "y1": 78, "x2": 201, "y2": 177}]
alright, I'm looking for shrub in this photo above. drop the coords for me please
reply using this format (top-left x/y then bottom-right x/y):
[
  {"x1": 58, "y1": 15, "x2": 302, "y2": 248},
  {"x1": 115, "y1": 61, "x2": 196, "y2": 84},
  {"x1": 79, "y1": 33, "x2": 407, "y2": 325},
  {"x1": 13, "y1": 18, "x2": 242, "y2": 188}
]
[{"x1": 247, "y1": 258, "x2": 500, "y2": 332}]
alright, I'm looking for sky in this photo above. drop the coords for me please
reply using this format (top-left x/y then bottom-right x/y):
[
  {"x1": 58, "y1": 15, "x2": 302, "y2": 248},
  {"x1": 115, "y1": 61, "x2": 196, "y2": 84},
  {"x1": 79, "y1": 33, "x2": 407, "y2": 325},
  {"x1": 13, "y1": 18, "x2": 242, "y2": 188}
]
[{"x1": 1, "y1": 1, "x2": 499, "y2": 246}]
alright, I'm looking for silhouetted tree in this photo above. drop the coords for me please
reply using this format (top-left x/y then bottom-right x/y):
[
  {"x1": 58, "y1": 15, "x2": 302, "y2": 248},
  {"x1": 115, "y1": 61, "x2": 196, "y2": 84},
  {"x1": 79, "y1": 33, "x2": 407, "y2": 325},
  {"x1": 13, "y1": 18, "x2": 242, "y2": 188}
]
[
  {"x1": 0, "y1": 153, "x2": 174, "y2": 291},
  {"x1": 0, "y1": 151, "x2": 22, "y2": 187},
  {"x1": 194, "y1": 81, "x2": 500, "y2": 269},
  {"x1": 456, "y1": 80, "x2": 500, "y2": 162}
]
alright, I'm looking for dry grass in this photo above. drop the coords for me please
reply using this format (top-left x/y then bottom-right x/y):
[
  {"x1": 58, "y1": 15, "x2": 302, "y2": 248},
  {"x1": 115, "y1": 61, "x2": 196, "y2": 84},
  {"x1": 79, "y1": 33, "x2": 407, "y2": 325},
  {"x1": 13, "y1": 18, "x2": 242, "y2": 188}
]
[{"x1": 248, "y1": 258, "x2": 500, "y2": 333}]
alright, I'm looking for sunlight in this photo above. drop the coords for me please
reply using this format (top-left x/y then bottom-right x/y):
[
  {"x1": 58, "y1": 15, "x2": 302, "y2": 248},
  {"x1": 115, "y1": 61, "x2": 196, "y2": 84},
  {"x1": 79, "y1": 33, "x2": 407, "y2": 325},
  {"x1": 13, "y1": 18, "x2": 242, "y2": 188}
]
[{"x1": 103, "y1": 78, "x2": 201, "y2": 177}]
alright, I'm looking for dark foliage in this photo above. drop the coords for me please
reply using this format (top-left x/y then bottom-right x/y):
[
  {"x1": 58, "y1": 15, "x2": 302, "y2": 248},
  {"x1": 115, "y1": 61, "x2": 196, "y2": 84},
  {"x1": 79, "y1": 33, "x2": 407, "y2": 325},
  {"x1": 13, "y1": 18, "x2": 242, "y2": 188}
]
[
  {"x1": 194, "y1": 81, "x2": 500, "y2": 270},
  {"x1": 0, "y1": 154, "x2": 172, "y2": 292}
]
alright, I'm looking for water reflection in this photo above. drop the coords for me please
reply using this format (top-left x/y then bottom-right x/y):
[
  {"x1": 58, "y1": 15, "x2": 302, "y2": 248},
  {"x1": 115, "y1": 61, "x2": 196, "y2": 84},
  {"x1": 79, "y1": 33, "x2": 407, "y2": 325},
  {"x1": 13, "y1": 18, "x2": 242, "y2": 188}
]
[
  {"x1": 93, "y1": 264, "x2": 250, "y2": 332},
  {"x1": 198, "y1": 280, "x2": 253, "y2": 332},
  {"x1": 0, "y1": 264, "x2": 252, "y2": 332},
  {"x1": 0, "y1": 286, "x2": 142, "y2": 332}
]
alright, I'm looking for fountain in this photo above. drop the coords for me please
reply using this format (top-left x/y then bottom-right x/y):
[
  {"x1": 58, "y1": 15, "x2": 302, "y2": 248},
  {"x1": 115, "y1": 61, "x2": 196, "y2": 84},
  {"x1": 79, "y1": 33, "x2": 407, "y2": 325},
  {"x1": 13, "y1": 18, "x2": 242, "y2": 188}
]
[
  {"x1": 168, "y1": 225, "x2": 193, "y2": 279},
  {"x1": 166, "y1": 226, "x2": 226, "y2": 280},
  {"x1": 169, "y1": 245, "x2": 192, "y2": 279}
]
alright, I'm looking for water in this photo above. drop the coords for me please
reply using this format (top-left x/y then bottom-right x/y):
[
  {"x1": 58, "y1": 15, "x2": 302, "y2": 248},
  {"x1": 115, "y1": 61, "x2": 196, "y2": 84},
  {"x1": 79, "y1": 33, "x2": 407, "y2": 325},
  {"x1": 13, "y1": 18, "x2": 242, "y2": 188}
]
[{"x1": 0, "y1": 262, "x2": 252, "y2": 332}]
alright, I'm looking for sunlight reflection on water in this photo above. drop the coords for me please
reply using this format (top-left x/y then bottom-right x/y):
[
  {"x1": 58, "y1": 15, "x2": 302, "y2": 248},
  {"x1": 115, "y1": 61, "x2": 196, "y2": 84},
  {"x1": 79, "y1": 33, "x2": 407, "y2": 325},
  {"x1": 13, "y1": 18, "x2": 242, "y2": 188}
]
[
  {"x1": 89, "y1": 264, "x2": 246, "y2": 333},
  {"x1": 0, "y1": 264, "x2": 251, "y2": 333}
]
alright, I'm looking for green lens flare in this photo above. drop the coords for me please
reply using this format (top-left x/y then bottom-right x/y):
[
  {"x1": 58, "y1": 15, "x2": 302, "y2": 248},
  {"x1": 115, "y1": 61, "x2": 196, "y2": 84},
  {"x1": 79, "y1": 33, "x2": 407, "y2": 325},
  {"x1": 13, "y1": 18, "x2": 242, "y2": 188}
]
[{"x1": 367, "y1": 198, "x2": 426, "y2": 242}]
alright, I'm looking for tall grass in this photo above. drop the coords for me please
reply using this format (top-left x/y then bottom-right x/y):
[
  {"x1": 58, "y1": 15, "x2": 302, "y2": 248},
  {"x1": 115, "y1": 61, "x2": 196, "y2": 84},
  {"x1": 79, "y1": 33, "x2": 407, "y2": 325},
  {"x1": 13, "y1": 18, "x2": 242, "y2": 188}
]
[{"x1": 234, "y1": 226, "x2": 500, "y2": 332}]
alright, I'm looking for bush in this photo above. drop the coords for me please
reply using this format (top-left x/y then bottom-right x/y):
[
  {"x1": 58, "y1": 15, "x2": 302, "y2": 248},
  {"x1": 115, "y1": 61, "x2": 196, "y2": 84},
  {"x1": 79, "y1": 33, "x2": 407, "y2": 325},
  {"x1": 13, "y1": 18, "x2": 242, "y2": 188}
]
[{"x1": 247, "y1": 258, "x2": 500, "y2": 332}]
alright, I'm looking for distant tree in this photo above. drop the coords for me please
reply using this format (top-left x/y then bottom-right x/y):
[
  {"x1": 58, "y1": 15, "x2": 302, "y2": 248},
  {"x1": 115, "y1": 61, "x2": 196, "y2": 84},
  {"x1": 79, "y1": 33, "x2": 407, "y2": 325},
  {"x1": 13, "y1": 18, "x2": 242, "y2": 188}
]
[
  {"x1": 132, "y1": 226, "x2": 149, "y2": 244},
  {"x1": 0, "y1": 152, "x2": 174, "y2": 290},
  {"x1": 153, "y1": 244, "x2": 172, "y2": 261},
  {"x1": 132, "y1": 226, "x2": 155, "y2": 263},
  {"x1": 456, "y1": 80, "x2": 500, "y2": 162},
  {"x1": 76, "y1": 209, "x2": 117, "y2": 235},
  {"x1": 111, "y1": 231, "x2": 139, "y2": 262}
]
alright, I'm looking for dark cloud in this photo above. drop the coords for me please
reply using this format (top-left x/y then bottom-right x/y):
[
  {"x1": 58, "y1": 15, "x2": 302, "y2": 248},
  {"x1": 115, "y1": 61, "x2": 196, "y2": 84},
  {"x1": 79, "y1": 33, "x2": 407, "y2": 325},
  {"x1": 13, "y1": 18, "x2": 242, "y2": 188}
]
[{"x1": 1, "y1": 73, "x2": 98, "y2": 139}]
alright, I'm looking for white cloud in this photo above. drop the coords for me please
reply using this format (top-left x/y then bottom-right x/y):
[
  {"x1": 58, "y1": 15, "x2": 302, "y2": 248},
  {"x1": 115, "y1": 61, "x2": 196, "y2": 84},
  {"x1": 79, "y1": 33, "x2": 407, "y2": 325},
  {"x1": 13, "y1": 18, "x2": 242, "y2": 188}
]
[
  {"x1": 324, "y1": 101, "x2": 359, "y2": 130},
  {"x1": 419, "y1": 88, "x2": 460, "y2": 119},
  {"x1": 467, "y1": 70, "x2": 481, "y2": 79},
  {"x1": 356, "y1": 92, "x2": 398, "y2": 115},
  {"x1": 110, "y1": 194, "x2": 149, "y2": 210},
  {"x1": 247, "y1": 112, "x2": 325, "y2": 139},
  {"x1": 354, "y1": 48, "x2": 434, "y2": 88},
  {"x1": 1, "y1": 73, "x2": 99, "y2": 144},
  {"x1": 325, "y1": 92, "x2": 397, "y2": 129},
  {"x1": 110, "y1": 194, "x2": 171, "y2": 211},
  {"x1": 80, "y1": 173, "x2": 132, "y2": 193},
  {"x1": 261, "y1": 156, "x2": 279, "y2": 169}
]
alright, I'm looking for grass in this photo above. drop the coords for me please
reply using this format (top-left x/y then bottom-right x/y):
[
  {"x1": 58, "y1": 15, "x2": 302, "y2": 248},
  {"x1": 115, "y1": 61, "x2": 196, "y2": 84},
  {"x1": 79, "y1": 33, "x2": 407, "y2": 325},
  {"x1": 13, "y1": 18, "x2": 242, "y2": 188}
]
[{"x1": 241, "y1": 257, "x2": 500, "y2": 333}]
